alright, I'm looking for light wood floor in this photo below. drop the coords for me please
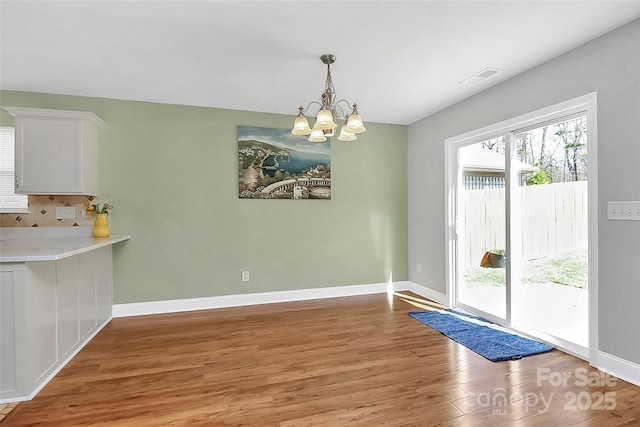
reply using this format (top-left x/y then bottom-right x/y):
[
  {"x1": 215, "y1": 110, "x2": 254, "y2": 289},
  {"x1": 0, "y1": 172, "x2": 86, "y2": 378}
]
[{"x1": 4, "y1": 293, "x2": 639, "y2": 426}]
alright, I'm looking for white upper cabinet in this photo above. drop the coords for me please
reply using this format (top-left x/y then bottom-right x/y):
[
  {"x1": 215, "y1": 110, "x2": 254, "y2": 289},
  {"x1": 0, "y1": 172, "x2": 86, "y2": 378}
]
[{"x1": 2, "y1": 107, "x2": 105, "y2": 195}]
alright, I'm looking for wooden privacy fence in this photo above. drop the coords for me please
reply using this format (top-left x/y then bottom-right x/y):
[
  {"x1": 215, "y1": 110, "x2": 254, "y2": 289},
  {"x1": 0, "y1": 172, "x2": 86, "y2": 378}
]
[{"x1": 461, "y1": 181, "x2": 588, "y2": 268}]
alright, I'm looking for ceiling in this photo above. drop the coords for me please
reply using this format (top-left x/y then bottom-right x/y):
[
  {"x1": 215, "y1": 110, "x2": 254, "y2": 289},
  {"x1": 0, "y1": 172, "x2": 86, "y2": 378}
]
[{"x1": 1, "y1": 1, "x2": 640, "y2": 126}]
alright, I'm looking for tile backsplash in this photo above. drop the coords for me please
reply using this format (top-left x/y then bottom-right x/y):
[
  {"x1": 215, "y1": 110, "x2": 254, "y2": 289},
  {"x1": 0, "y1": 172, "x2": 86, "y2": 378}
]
[{"x1": 1, "y1": 195, "x2": 96, "y2": 227}]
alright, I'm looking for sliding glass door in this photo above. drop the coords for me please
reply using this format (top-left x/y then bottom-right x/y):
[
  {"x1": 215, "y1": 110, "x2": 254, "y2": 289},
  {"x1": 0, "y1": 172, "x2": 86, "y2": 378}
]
[
  {"x1": 456, "y1": 138, "x2": 507, "y2": 321},
  {"x1": 446, "y1": 94, "x2": 596, "y2": 358},
  {"x1": 511, "y1": 115, "x2": 589, "y2": 349}
]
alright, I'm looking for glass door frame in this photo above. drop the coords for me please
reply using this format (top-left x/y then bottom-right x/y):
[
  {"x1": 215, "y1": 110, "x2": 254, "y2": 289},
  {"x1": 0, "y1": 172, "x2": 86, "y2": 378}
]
[
  {"x1": 450, "y1": 133, "x2": 511, "y2": 326},
  {"x1": 444, "y1": 93, "x2": 598, "y2": 362}
]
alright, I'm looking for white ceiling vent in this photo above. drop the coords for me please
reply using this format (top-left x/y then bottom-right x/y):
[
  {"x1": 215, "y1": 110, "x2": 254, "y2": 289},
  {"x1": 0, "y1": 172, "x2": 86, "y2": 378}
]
[{"x1": 460, "y1": 68, "x2": 503, "y2": 85}]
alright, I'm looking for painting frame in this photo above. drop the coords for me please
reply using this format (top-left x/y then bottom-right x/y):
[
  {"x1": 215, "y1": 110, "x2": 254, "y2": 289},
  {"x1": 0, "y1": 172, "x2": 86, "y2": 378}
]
[{"x1": 238, "y1": 126, "x2": 331, "y2": 200}]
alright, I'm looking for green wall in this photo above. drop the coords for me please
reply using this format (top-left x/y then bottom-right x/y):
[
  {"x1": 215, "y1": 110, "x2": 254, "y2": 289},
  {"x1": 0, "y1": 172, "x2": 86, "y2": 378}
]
[{"x1": 1, "y1": 91, "x2": 408, "y2": 303}]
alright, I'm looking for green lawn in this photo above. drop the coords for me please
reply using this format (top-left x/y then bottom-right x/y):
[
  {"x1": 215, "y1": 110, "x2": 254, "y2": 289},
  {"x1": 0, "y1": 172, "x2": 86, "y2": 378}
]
[{"x1": 464, "y1": 251, "x2": 588, "y2": 289}]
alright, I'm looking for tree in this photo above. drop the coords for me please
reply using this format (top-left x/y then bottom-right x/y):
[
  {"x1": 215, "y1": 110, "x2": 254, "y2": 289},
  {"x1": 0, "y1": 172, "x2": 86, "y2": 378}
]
[
  {"x1": 482, "y1": 116, "x2": 588, "y2": 185},
  {"x1": 539, "y1": 126, "x2": 548, "y2": 170},
  {"x1": 526, "y1": 167, "x2": 549, "y2": 185},
  {"x1": 555, "y1": 118, "x2": 587, "y2": 182},
  {"x1": 481, "y1": 137, "x2": 505, "y2": 154}
]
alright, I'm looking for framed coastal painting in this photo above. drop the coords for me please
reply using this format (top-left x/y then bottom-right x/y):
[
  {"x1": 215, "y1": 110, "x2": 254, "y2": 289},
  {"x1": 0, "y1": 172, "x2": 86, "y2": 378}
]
[{"x1": 238, "y1": 126, "x2": 331, "y2": 199}]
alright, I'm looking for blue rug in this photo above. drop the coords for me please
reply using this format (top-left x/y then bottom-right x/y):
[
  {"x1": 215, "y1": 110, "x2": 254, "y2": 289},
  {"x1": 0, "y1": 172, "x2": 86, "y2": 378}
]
[{"x1": 409, "y1": 310, "x2": 553, "y2": 362}]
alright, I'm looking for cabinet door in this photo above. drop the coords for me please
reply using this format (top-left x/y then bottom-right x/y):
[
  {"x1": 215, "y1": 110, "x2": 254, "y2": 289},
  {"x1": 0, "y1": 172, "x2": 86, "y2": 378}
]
[
  {"x1": 96, "y1": 246, "x2": 113, "y2": 325},
  {"x1": 0, "y1": 270, "x2": 18, "y2": 397},
  {"x1": 5, "y1": 106, "x2": 103, "y2": 195},
  {"x1": 56, "y1": 256, "x2": 80, "y2": 360},
  {"x1": 0, "y1": 266, "x2": 28, "y2": 400},
  {"x1": 78, "y1": 251, "x2": 97, "y2": 340},
  {"x1": 27, "y1": 262, "x2": 58, "y2": 387},
  {"x1": 15, "y1": 117, "x2": 85, "y2": 194}
]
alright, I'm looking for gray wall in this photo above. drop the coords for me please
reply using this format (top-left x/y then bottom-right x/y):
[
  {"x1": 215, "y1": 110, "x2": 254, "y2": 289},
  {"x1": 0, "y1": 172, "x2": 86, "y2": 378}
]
[{"x1": 408, "y1": 19, "x2": 640, "y2": 363}]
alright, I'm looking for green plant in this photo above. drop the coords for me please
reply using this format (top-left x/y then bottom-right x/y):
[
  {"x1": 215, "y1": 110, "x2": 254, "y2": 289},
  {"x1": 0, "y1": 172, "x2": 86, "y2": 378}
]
[
  {"x1": 84, "y1": 199, "x2": 113, "y2": 215},
  {"x1": 526, "y1": 169, "x2": 549, "y2": 185}
]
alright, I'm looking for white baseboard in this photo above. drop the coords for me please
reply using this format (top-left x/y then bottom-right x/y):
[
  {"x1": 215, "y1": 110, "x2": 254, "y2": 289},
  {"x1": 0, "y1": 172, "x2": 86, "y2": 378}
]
[
  {"x1": 113, "y1": 282, "x2": 395, "y2": 318},
  {"x1": 400, "y1": 281, "x2": 449, "y2": 306},
  {"x1": 112, "y1": 280, "x2": 450, "y2": 318},
  {"x1": 597, "y1": 351, "x2": 640, "y2": 387}
]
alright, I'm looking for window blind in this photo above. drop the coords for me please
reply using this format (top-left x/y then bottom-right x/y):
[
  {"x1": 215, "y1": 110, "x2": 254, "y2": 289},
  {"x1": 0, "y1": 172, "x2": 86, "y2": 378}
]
[{"x1": 0, "y1": 127, "x2": 29, "y2": 212}]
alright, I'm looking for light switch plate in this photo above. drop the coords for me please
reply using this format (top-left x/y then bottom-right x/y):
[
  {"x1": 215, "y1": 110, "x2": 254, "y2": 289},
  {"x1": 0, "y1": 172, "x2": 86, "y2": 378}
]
[
  {"x1": 55, "y1": 206, "x2": 76, "y2": 219},
  {"x1": 607, "y1": 201, "x2": 640, "y2": 221}
]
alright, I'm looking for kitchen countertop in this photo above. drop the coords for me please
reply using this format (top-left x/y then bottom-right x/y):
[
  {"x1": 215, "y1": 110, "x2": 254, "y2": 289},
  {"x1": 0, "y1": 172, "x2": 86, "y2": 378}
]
[{"x1": 0, "y1": 227, "x2": 130, "y2": 262}]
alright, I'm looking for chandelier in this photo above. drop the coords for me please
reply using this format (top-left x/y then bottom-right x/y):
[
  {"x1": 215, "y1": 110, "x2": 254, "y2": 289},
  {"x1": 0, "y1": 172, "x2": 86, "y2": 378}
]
[{"x1": 291, "y1": 54, "x2": 366, "y2": 142}]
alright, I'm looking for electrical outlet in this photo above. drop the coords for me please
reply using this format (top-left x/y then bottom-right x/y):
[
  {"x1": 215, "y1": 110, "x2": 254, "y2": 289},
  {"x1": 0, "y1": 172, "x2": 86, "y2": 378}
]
[
  {"x1": 416, "y1": 263, "x2": 422, "y2": 273},
  {"x1": 55, "y1": 206, "x2": 76, "y2": 219},
  {"x1": 241, "y1": 271, "x2": 250, "y2": 282},
  {"x1": 607, "y1": 201, "x2": 640, "y2": 221}
]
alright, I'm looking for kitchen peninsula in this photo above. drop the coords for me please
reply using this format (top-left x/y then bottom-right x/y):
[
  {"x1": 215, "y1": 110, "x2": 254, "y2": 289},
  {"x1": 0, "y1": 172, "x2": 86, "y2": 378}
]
[{"x1": 0, "y1": 227, "x2": 130, "y2": 402}]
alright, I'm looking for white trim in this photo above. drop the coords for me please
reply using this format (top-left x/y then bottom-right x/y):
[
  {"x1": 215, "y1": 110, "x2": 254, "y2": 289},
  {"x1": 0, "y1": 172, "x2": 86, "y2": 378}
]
[
  {"x1": 597, "y1": 351, "x2": 640, "y2": 387},
  {"x1": 444, "y1": 93, "x2": 596, "y2": 146},
  {"x1": 112, "y1": 281, "x2": 453, "y2": 319},
  {"x1": 514, "y1": 324, "x2": 588, "y2": 361},
  {"x1": 586, "y1": 93, "x2": 599, "y2": 365},
  {"x1": 0, "y1": 317, "x2": 111, "y2": 404},
  {"x1": 401, "y1": 281, "x2": 449, "y2": 306},
  {"x1": 2, "y1": 106, "x2": 105, "y2": 127},
  {"x1": 444, "y1": 92, "x2": 598, "y2": 364},
  {"x1": 113, "y1": 282, "x2": 395, "y2": 318},
  {"x1": 443, "y1": 139, "x2": 457, "y2": 309}
]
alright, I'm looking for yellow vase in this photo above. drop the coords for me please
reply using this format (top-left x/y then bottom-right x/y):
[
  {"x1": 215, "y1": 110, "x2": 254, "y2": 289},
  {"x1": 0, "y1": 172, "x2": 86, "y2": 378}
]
[{"x1": 92, "y1": 213, "x2": 111, "y2": 238}]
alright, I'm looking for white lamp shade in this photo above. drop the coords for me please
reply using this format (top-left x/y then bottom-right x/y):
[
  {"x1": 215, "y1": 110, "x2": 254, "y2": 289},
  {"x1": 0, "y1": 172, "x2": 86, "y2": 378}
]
[
  {"x1": 346, "y1": 114, "x2": 366, "y2": 133},
  {"x1": 308, "y1": 128, "x2": 327, "y2": 142},
  {"x1": 314, "y1": 109, "x2": 338, "y2": 130},
  {"x1": 291, "y1": 114, "x2": 312, "y2": 135},
  {"x1": 338, "y1": 125, "x2": 357, "y2": 141}
]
